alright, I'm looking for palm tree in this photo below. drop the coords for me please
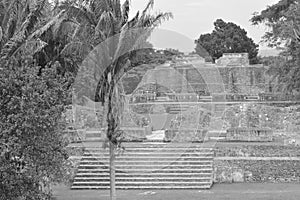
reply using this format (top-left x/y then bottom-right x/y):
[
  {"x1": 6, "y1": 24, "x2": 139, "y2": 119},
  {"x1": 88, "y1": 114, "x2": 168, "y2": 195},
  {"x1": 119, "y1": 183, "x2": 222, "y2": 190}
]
[
  {"x1": 95, "y1": 2, "x2": 171, "y2": 199},
  {"x1": 0, "y1": 0, "x2": 171, "y2": 198},
  {"x1": 61, "y1": 0, "x2": 172, "y2": 199}
]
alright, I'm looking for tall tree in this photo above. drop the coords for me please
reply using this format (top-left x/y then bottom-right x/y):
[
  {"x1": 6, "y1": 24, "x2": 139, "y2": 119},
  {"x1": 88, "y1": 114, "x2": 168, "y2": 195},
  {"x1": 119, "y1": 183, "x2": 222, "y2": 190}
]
[
  {"x1": 65, "y1": 1, "x2": 172, "y2": 199},
  {"x1": 251, "y1": 0, "x2": 300, "y2": 93},
  {"x1": 195, "y1": 19, "x2": 259, "y2": 64}
]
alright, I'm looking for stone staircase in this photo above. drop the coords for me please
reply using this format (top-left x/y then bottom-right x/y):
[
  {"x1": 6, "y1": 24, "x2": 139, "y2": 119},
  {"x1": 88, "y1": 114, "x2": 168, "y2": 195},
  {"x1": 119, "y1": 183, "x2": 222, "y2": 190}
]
[{"x1": 71, "y1": 143, "x2": 214, "y2": 190}]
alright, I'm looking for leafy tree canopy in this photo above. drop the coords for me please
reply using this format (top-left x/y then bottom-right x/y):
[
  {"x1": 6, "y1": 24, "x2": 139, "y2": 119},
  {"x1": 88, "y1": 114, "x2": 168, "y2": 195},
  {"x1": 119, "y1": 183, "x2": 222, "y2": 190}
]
[
  {"x1": 251, "y1": 0, "x2": 300, "y2": 93},
  {"x1": 0, "y1": 57, "x2": 72, "y2": 199},
  {"x1": 251, "y1": 0, "x2": 299, "y2": 46},
  {"x1": 195, "y1": 19, "x2": 259, "y2": 64}
]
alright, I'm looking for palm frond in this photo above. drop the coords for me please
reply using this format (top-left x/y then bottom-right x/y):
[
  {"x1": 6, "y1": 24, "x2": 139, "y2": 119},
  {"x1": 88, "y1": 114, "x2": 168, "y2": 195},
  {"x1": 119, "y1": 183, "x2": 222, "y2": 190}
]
[
  {"x1": 53, "y1": 18, "x2": 78, "y2": 40},
  {"x1": 29, "y1": 10, "x2": 66, "y2": 40},
  {"x1": 91, "y1": 0, "x2": 111, "y2": 18},
  {"x1": 59, "y1": 2, "x2": 96, "y2": 26},
  {"x1": 141, "y1": 12, "x2": 173, "y2": 28},
  {"x1": 0, "y1": 0, "x2": 46, "y2": 59},
  {"x1": 16, "y1": 1, "x2": 31, "y2": 31},
  {"x1": 112, "y1": 0, "x2": 122, "y2": 20},
  {"x1": 5, "y1": 14, "x2": 17, "y2": 40},
  {"x1": 0, "y1": 0, "x2": 19, "y2": 34},
  {"x1": 60, "y1": 41, "x2": 93, "y2": 65},
  {"x1": 293, "y1": 28, "x2": 300, "y2": 41},
  {"x1": 121, "y1": 0, "x2": 130, "y2": 26},
  {"x1": 141, "y1": 0, "x2": 154, "y2": 19},
  {"x1": 14, "y1": 38, "x2": 47, "y2": 57},
  {"x1": 114, "y1": 11, "x2": 172, "y2": 60},
  {"x1": 98, "y1": 10, "x2": 117, "y2": 38},
  {"x1": 94, "y1": 19, "x2": 107, "y2": 41},
  {"x1": 127, "y1": 11, "x2": 139, "y2": 28}
]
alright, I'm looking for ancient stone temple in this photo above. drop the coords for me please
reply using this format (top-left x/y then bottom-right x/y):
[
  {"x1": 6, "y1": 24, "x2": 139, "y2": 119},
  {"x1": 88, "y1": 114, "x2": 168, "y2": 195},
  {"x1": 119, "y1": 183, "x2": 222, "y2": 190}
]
[
  {"x1": 123, "y1": 53, "x2": 272, "y2": 136},
  {"x1": 71, "y1": 53, "x2": 300, "y2": 190}
]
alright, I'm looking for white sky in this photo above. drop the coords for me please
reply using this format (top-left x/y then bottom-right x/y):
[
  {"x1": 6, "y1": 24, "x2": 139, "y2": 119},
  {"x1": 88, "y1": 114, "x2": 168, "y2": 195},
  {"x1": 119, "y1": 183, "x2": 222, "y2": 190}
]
[{"x1": 129, "y1": 0, "x2": 279, "y2": 52}]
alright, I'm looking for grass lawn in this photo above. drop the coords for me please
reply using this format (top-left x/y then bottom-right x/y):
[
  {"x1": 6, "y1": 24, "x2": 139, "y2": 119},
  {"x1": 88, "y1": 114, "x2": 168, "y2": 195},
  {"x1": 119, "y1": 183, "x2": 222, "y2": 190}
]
[{"x1": 53, "y1": 183, "x2": 300, "y2": 200}]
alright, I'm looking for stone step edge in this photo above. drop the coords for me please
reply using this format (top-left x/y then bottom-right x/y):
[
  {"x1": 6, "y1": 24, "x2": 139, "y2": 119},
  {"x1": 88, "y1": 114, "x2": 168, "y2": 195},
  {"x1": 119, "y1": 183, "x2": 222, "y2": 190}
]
[
  {"x1": 79, "y1": 160, "x2": 213, "y2": 163},
  {"x1": 78, "y1": 164, "x2": 213, "y2": 168},
  {"x1": 75, "y1": 172, "x2": 212, "y2": 176},
  {"x1": 215, "y1": 157, "x2": 300, "y2": 161},
  {"x1": 77, "y1": 168, "x2": 213, "y2": 172},
  {"x1": 74, "y1": 177, "x2": 212, "y2": 180},
  {"x1": 81, "y1": 155, "x2": 214, "y2": 158},
  {"x1": 84, "y1": 148, "x2": 214, "y2": 150},
  {"x1": 83, "y1": 152, "x2": 214, "y2": 156},
  {"x1": 70, "y1": 185, "x2": 212, "y2": 190},
  {"x1": 72, "y1": 181, "x2": 213, "y2": 185}
]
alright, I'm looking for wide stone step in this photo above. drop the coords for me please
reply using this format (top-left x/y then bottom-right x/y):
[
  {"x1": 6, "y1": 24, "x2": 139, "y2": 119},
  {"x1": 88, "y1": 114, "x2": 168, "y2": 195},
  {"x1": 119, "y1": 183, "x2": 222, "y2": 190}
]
[
  {"x1": 85, "y1": 144, "x2": 213, "y2": 148},
  {"x1": 75, "y1": 172, "x2": 212, "y2": 177},
  {"x1": 76, "y1": 168, "x2": 213, "y2": 173},
  {"x1": 85, "y1": 147, "x2": 213, "y2": 151},
  {"x1": 78, "y1": 164, "x2": 212, "y2": 170},
  {"x1": 72, "y1": 181, "x2": 212, "y2": 187},
  {"x1": 71, "y1": 185, "x2": 212, "y2": 190},
  {"x1": 74, "y1": 177, "x2": 212, "y2": 181},
  {"x1": 84, "y1": 149, "x2": 214, "y2": 152},
  {"x1": 81, "y1": 155, "x2": 213, "y2": 160},
  {"x1": 79, "y1": 160, "x2": 213, "y2": 165},
  {"x1": 83, "y1": 152, "x2": 214, "y2": 156}
]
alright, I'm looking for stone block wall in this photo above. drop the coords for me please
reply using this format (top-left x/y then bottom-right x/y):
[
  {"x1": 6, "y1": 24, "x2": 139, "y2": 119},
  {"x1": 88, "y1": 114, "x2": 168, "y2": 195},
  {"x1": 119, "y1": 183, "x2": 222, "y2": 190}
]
[
  {"x1": 218, "y1": 66, "x2": 267, "y2": 95},
  {"x1": 214, "y1": 143, "x2": 300, "y2": 183},
  {"x1": 164, "y1": 129, "x2": 207, "y2": 142},
  {"x1": 215, "y1": 144, "x2": 300, "y2": 157},
  {"x1": 216, "y1": 53, "x2": 249, "y2": 66},
  {"x1": 214, "y1": 159, "x2": 300, "y2": 183}
]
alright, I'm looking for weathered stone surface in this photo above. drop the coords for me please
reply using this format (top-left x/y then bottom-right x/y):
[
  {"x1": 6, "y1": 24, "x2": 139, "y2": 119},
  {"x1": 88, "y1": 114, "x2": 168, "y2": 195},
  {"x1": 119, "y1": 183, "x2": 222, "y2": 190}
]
[
  {"x1": 214, "y1": 159, "x2": 300, "y2": 183},
  {"x1": 215, "y1": 144, "x2": 300, "y2": 157},
  {"x1": 216, "y1": 53, "x2": 249, "y2": 66},
  {"x1": 232, "y1": 169, "x2": 244, "y2": 182},
  {"x1": 164, "y1": 129, "x2": 207, "y2": 142}
]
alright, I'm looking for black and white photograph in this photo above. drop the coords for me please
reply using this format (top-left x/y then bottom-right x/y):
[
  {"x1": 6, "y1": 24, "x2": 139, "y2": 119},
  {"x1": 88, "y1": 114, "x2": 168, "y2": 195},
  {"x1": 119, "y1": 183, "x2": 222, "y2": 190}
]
[{"x1": 0, "y1": 0, "x2": 299, "y2": 199}]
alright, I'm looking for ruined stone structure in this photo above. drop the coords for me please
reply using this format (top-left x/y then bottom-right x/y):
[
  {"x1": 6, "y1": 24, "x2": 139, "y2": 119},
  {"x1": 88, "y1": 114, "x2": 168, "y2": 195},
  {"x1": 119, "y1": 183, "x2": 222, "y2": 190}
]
[
  {"x1": 122, "y1": 53, "x2": 276, "y2": 141},
  {"x1": 126, "y1": 53, "x2": 269, "y2": 100}
]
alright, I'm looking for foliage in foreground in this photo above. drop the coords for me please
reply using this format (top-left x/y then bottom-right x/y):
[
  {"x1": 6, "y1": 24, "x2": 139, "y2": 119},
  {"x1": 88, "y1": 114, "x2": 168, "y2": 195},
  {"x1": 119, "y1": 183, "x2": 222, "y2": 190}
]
[{"x1": 0, "y1": 57, "x2": 72, "y2": 199}]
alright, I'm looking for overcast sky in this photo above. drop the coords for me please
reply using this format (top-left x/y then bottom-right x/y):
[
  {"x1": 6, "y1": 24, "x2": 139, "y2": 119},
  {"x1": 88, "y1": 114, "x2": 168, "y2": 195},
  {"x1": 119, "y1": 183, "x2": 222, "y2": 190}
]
[{"x1": 129, "y1": 0, "x2": 279, "y2": 52}]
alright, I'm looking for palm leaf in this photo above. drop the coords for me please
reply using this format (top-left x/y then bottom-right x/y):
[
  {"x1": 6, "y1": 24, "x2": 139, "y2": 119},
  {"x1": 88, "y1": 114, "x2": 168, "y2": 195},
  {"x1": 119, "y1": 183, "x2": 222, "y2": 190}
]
[
  {"x1": 91, "y1": 0, "x2": 111, "y2": 18},
  {"x1": 140, "y1": 0, "x2": 154, "y2": 20},
  {"x1": 121, "y1": 0, "x2": 130, "y2": 26},
  {"x1": 0, "y1": 0, "x2": 46, "y2": 59},
  {"x1": 28, "y1": 10, "x2": 66, "y2": 40},
  {"x1": 60, "y1": 41, "x2": 92, "y2": 60},
  {"x1": 98, "y1": 10, "x2": 118, "y2": 40},
  {"x1": 0, "y1": 0, "x2": 19, "y2": 34},
  {"x1": 13, "y1": 38, "x2": 47, "y2": 57},
  {"x1": 127, "y1": 11, "x2": 139, "y2": 28},
  {"x1": 94, "y1": 19, "x2": 107, "y2": 41},
  {"x1": 112, "y1": 0, "x2": 122, "y2": 20},
  {"x1": 59, "y1": 2, "x2": 96, "y2": 26}
]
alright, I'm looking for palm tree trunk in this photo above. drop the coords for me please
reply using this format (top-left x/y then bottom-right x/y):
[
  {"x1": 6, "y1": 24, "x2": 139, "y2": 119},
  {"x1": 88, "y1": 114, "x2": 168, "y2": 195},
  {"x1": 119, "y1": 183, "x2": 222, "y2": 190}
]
[
  {"x1": 107, "y1": 82, "x2": 116, "y2": 200},
  {"x1": 109, "y1": 140, "x2": 116, "y2": 200}
]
